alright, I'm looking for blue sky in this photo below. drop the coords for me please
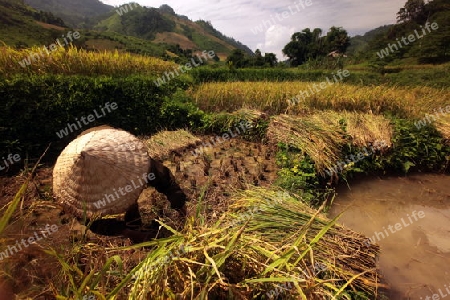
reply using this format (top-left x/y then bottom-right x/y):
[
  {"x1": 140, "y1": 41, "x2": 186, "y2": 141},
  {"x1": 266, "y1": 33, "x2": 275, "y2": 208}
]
[{"x1": 100, "y1": 0, "x2": 406, "y2": 59}]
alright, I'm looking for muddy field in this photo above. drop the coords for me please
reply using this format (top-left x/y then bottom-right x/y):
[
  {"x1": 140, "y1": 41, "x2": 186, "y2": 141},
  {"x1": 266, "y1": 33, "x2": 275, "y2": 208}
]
[
  {"x1": 0, "y1": 135, "x2": 279, "y2": 299},
  {"x1": 330, "y1": 174, "x2": 450, "y2": 299}
]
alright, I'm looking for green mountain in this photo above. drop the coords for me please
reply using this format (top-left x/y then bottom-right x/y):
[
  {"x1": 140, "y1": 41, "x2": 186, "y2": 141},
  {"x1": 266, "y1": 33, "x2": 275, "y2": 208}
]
[
  {"x1": 354, "y1": 0, "x2": 450, "y2": 64},
  {"x1": 91, "y1": 3, "x2": 253, "y2": 59},
  {"x1": 17, "y1": 0, "x2": 253, "y2": 59},
  {"x1": 0, "y1": 0, "x2": 68, "y2": 47},
  {"x1": 195, "y1": 20, "x2": 253, "y2": 56},
  {"x1": 24, "y1": 0, "x2": 113, "y2": 27},
  {"x1": 347, "y1": 25, "x2": 393, "y2": 57}
]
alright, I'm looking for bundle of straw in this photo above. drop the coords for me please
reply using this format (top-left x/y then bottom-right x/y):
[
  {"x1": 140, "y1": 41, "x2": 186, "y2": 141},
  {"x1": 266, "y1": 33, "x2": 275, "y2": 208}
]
[
  {"x1": 267, "y1": 111, "x2": 393, "y2": 174},
  {"x1": 124, "y1": 188, "x2": 382, "y2": 300},
  {"x1": 267, "y1": 114, "x2": 346, "y2": 174},
  {"x1": 436, "y1": 113, "x2": 450, "y2": 142}
]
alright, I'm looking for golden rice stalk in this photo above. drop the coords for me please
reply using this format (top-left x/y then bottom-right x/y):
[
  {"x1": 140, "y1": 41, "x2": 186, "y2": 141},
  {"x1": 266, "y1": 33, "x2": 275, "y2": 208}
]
[
  {"x1": 189, "y1": 81, "x2": 450, "y2": 119},
  {"x1": 316, "y1": 111, "x2": 393, "y2": 149},
  {"x1": 267, "y1": 114, "x2": 346, "y2": 174},
  {"x1": 0, "y1": 45, "x2": 177, "y2": 77},
  {"x1": 267, "y1": 111, "x2": 393, "y2": 173}
]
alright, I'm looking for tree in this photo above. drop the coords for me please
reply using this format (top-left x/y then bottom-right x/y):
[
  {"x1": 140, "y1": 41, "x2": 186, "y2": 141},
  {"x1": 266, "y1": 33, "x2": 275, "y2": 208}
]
[
  {"x1": 397, "y1": 0, "x2": 427, "y2": 23},
  {"x1": 264, "y1": 53, "x2": 278, "y2": 67},
  {"x1": 159, "y1": 4, "x2": 176, "y2": 15},
  {"x1": 414, "y1": 13, "x2": 450, "y2": 62},
  {"x1": 324, "y1": 27, "x2": 350, "y2": 54},
  {"x1": 282, "y1": 27, "x2": 347, "y2": 66},
  {"x1": 252, "y1": 49, "x2": 266, "y2": 66},
  {"x1": 226, "y1": 49, "x2": 249, "y2": 68},
  {"x1": 282, "y1": 28, "x2": 316, "y2": 66}
]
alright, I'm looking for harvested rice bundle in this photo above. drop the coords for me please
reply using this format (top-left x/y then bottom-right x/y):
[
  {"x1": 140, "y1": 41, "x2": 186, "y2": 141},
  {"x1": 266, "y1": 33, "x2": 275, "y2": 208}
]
[
  {"x1": 267, "y1": 114, "x2": 345, "y2": 174},
  {"x1": 267, "y1": 112, "x2": 392, "y2": 174},
  {"x1": 129, "y1": 187, "x2": 383, "y2": 300}
]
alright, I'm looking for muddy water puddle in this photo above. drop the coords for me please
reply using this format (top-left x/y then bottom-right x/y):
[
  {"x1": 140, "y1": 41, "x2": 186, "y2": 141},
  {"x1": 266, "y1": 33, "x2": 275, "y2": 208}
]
[{"x1": 329, "y1": 174, "x2": 450, "y2": 299}]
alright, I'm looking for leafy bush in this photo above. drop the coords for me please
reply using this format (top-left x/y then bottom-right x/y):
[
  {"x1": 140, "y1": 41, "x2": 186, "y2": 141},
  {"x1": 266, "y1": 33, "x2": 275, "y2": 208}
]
[
  {"x1": 160, "y1": 90, "x2": 205, "y2": 129},
  {"x1": 275, "y1": 143, "x2": 334, "y2": 206},
  {"x1": 382, "y1": 118, "x2": 450, "y2": 173},
  {"x1": 0, "y1": 75, "x2": 197, "y2": 162}
]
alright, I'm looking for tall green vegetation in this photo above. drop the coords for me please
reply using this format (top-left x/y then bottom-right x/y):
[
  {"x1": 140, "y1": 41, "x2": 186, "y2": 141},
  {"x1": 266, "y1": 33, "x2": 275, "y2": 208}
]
[
  {"x1": 360, "y1": 0, "x2": 450, "y2": 64},
  {"x1": 95, "y1": 4, "x2": 175, "y2": 41},
  {"x1": 0, "y1": 74, "x2": 200, "y2": 160},
  {"x1": 282, "y1": 27, "x2": 350, "y2": 66},
  {"x1": 226, "y1": 49, "x2": 278, "y2": 68}
]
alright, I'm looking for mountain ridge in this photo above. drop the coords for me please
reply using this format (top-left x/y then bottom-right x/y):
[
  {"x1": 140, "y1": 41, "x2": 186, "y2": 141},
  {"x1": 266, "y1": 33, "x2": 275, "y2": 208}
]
[{"x1": 15, "y1": 0, "x2": 253, "y2": 59}]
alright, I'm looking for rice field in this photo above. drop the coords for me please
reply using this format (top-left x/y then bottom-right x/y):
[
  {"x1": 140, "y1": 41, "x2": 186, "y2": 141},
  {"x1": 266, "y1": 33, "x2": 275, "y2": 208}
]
[
  {"x1": 1, "y1": 46, "x2": 449, "y2": 299},
  {"x1": 0, "y1": 46, "x2": 177, "y2": 77},
  {"x1": 188, "y1": 81, "x2": 450, "y2": 118},
  {"x1": 0, "y1": 137, "x2": 383, "y2": 300}
]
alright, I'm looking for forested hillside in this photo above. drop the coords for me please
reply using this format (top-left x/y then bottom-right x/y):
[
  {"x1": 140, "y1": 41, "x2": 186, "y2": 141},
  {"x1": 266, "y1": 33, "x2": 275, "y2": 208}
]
[
  {"x1": 0, "y1": 0, "x2": 67, "y2": 47},
  {"x1": 356, "y1": 0, "x2": 450, "y2": 64}
]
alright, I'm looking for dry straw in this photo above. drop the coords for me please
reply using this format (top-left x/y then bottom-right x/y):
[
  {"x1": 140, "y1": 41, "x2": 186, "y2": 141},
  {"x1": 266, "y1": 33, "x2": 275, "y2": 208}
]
[
  {"x1": 267, "y1": 111, "x2": 394, "y2": 174},
  {"x1": 53, "y1": 126, "x2": 151, "y2": 218},
  {"x1": 144, "y1": 130, "x2": 201, "y2": 161},
  {"x1": 436, "y1": 113, "x2": 450, "y2": 142},
  {"x1": 123, "y1": 188, "x2": 382, "y2": 299},
  {"x1": 267, "y1": 114, "x2": 346, "y2": 174}
]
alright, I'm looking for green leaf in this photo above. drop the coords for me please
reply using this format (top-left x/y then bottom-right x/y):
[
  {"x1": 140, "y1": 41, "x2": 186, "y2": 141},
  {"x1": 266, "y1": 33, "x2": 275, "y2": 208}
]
[{"x1": 403, "y1": 161, "x2": 416, "y2": 173}]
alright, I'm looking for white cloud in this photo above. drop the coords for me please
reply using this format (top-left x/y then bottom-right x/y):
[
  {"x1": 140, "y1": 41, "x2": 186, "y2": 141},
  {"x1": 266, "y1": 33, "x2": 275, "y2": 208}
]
[{"x1": 256, "y1": 24, "x2": 295, "y2": 59}]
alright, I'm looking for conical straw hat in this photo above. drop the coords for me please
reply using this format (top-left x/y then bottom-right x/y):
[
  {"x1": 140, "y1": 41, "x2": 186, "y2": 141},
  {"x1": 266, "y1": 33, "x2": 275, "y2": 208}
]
[{"x1": 53, "y1": 126, "x2": 151, "y2": 218}]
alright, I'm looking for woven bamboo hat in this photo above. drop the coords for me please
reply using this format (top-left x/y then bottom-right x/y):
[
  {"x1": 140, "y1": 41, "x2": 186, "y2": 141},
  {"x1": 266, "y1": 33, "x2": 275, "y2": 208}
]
[{"x1": 53, "y1": 126, "x2": 151, "y2": 218}]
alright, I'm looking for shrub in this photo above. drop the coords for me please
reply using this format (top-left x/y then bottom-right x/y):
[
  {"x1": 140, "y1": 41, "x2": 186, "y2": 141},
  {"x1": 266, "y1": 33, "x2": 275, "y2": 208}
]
[{"x1": 0, "y1": 75, "x2": 196, "y2": 162}]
